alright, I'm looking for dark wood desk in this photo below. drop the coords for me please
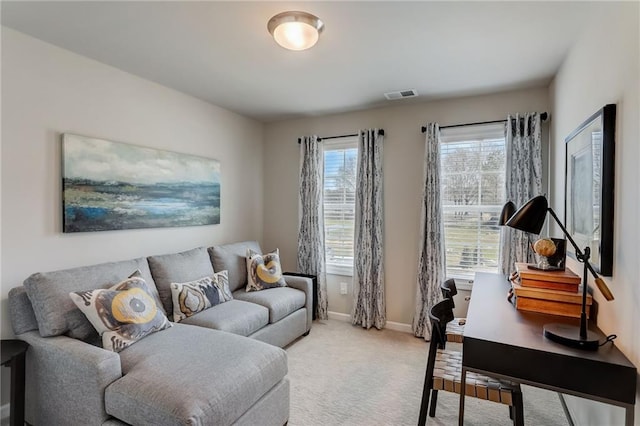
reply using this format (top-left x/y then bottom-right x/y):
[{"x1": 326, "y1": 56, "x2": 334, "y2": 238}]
[{"x1": 459, "y1": 272, "x2": 636, "y2": 426}]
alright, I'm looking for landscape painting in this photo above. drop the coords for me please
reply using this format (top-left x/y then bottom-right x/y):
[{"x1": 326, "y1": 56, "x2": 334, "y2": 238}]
[{"x1": 63, "y1": 134, "x2": 220, "y2": 232}]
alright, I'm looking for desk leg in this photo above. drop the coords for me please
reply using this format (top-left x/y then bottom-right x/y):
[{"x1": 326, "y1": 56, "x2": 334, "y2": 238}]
[
  {"x1": 458, "y1": 367, "x2": 466, "y2": 426},
  {"x1": 10, "y1": 351, "x2": 25, "y2": 426},
  {"x1": 625, "y1": 404, "x2": 634, "y2": 426}
]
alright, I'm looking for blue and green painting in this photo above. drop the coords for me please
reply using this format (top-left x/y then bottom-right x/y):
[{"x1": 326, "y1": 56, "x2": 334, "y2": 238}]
[{"x1": 62, "y1": 134, "x2": 220, "y2": 232}]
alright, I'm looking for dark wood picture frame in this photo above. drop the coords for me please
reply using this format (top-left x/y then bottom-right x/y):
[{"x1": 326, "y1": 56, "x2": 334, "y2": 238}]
[{"x1": 564, "y1": 104, "x2": 616, "y2": 276}]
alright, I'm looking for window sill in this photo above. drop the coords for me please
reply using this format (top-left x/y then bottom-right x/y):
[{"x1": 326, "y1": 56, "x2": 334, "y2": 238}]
[{"x1": 447, "y1": 276, "x2": 474, "y2": 291}]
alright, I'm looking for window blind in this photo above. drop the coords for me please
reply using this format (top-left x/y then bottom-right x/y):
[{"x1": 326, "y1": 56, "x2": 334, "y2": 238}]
[
  {"x1": 440, "y1": 123, "x2": 506, "y2": 279},
  {"x1": 323, "y1": 137, "x2": 358, "y2": 275}
]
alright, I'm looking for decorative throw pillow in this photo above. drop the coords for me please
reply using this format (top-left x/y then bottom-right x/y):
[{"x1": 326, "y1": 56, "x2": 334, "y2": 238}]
[
  {"x1": 129, "y1": 268, "x2": 164, "y2": 310},
  {"x1": 212, "y1": 270, "x2": 233, "y2": 302},
  {"x1": 69, "y1": 277, "x2": 171, "y2": 352},
  {"x1": 246, "y1": 248, "x2": 287, "y2": 292},
  {"x1": 170, "y1": 270, "x2": 233, "y2": 322}
]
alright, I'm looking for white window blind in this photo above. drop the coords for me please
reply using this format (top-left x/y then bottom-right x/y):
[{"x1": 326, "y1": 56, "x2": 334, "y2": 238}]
[
  {"x1": 440, "y1": 123, "x2": 506, "y2": 279},
  {"x1": 323, "y1": 137, "x2": 358, "y2": 276}
]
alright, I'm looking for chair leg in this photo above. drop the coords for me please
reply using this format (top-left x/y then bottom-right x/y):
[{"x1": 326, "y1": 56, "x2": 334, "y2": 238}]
[
  {"x1": 418, "y1": 374, "x2": 432, "y2": 425},
  {"x1": 428, "y1": 389, "x2": 439, "y2": 417},
  {"x1": 512, "y1": 390, "x2": 524, "y2": 426},
  {"x1": 509, "y1": 405, "x2": 514, "y2": 420}
]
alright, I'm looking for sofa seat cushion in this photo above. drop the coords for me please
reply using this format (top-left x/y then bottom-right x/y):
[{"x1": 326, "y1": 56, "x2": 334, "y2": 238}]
[
  {"x1": 233, "y1": 287, "x2": 305, "y2": 324},
  {"x1": 105, "y1": 323, "x2": 287, "y2": 426},
  {"x1": 180, "y1": 299, "x2": 268, "y2": 336}
]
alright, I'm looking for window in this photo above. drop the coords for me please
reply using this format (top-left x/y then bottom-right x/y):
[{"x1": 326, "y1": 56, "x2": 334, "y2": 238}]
[
  {"x1": 323, "y1": 137, "x2": 358, "y2": 276},
  {"x1": 440, "y1": 123, "x2": 506, "y2": 280}
]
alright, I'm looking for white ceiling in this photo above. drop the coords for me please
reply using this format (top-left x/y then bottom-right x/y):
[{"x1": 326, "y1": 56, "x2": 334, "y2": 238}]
[{"x1": 1, "y1": 1, "x2": 604, "y2": 123}]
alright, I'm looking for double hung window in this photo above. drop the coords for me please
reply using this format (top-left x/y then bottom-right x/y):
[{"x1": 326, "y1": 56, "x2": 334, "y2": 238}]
[
  {"x1": 323, "y1": 137, "x2": 358, "y2": 276},
  {"x1": 439, "y1": 123, "x2": 506, "y2": 280}
]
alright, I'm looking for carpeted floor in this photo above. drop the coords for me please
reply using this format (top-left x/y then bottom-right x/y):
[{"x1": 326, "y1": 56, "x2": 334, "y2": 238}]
[{"x1": 285, "y1": 319, "x2": 570, "y2": 426}]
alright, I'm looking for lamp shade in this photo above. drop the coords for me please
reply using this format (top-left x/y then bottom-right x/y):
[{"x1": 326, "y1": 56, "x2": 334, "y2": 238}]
[
  {"x1": 505, "y1": 195, "x2": 548, "y2": 234},
  {"x1": 267, "y1": 11, "x2": 324, "y2": 51},
  {"x1": 498, "y1": 201, "x2": 516, "y2": 226}
]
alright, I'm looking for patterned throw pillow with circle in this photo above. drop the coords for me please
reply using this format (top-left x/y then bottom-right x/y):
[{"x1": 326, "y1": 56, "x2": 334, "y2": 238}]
[
  {"x1": 170, "y1": 270, "x2": 233, "y2": 322},
  {"x1": 213, "y1": 270, "x2": 233, "y2": 302},
  {"x1": 69, "y1": 276, "x2": 171, "y2": 352},
  {"x1": 246, "y1": 248, "x2": 287, "y2": 292}
]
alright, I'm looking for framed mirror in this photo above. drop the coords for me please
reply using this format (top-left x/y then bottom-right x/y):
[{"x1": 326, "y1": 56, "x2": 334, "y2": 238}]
[{"x1": 564, "y1": 104, "x2": 616, "y2": 276}]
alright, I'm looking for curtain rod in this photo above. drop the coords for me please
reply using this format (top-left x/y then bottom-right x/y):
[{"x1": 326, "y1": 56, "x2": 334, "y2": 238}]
[
  {"x1": 420, "y1": 112, "x2": 548, "y2": 133},
  {"x1": 297, "y1": 129, "x2": 385, "y2": 144}
]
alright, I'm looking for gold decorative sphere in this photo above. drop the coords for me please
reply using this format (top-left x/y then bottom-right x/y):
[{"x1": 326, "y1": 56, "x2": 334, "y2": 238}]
[{"x1": 533, "y1": 238, "x2": 557, "y2": 257}]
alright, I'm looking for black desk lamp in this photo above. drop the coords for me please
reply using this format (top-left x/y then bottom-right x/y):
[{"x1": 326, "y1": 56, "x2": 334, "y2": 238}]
[
  {"x1": 503, "y1": 195, "x2": 614, "y2": 351},
  {"x1": 499, "y1": 201, "x2": 516, "y2": 226}
]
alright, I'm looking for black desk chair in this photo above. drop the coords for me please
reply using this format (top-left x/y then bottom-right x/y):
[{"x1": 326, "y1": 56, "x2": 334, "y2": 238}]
[
  {"x1": 440, "y1": 279, "x2": 465, "y2": 343},
  {"x1": 418, "y1": 298, "x2": 524, "y2": 426}
]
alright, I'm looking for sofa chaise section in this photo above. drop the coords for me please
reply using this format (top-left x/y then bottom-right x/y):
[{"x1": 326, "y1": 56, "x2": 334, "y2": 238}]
[{"x1": 105, "y1": 323, "x2": 288, "y2": 426}]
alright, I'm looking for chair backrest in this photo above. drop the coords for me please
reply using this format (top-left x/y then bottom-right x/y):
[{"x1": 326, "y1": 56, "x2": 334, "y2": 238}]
[
  {"x1": 423, "y1": 298, "x2": 455, "y2": 393},
  {"x1": 429, "y1": 298, "x2": 455, "y2": 348},
  {"x1": 440, "y1": 278, "x2": 458, "y2": 308}
]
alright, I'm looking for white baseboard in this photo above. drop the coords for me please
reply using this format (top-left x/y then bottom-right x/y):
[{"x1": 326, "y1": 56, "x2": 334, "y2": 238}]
[
  {"x1": 0, "y1": 403, "x2": 9, "y2": 422},
  {"x1": 327, "y1": 311, "x2": 351, "y2": 322},
  {"x1": 385, "y1": 320, "x2": 413, "y2": 334},
  {"x1": 327, "y1": 311, "x2": 413, "y2": 334}
]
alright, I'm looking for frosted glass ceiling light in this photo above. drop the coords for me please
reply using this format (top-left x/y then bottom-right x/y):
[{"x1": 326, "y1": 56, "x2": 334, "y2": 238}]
[{"x1": 268, "y1": 11, "x2": 324, "y2": 51}]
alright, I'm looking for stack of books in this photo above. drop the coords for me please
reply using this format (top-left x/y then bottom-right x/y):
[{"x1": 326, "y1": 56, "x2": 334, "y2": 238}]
[{"x1": 511, "y1": 262, "x2": 591, "y2": 318}]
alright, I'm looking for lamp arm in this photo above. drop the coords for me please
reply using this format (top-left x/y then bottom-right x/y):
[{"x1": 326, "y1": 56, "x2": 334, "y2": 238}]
[
  {"x1": 547, "y1": 207, "x2": 614, "y2": 301},
  {"x1": 546, "y1": 208, "x2": 582, "y2": 255}
]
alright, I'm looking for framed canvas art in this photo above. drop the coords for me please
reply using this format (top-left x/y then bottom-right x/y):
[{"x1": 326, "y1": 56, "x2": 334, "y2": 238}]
[
  {"x1": 62, "y1": 134, "x2": 220, "y2": 232},
  {"x1": 564, "y1": 104, "x2": 615, "y2": 276}
]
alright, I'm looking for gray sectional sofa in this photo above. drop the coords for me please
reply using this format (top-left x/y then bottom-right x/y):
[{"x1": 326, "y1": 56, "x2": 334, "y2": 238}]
[{"x1": 7, "y1": 241, "x2": 313, "y2": 426}]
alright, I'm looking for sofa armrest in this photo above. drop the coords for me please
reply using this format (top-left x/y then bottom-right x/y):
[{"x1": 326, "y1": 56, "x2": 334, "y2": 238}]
[
  {"x1": 18, "y1": 331, "x2": 122, "y2": 425},
  {"x1": 283, "y1": 274, "x2": 313, "y2": 332}
]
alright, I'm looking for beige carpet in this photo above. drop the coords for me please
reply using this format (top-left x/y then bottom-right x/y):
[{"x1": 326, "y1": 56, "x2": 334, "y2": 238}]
[{"x1": 285, "y1": 319, "x2": 569, "y2": 426}]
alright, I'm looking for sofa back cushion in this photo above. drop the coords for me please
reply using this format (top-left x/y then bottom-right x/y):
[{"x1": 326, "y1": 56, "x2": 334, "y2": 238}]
[
  {"x1": 24, "y1": 257, "x2": 160, "y2": 338},
  {"x1": 208, "y1": 241, "x2": 262, "y2": 292},
  {"x1": 147, "y1": 247, "x2": 214, "y2": 315},
  {"x1": 8, "y1": 286, "x2": 39, "y2": 335}
]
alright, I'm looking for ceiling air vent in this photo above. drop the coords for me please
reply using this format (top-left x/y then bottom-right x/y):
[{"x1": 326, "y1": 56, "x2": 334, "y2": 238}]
[{"x1": 384, "y1": 89, "x2": 418, "y2": 100}]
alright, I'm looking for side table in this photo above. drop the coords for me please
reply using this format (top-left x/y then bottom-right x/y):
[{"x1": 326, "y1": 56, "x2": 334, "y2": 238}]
[
  {"x1": 1, "y1": 339, "x2": 28, "y2": 426},
  {"x1": 284, "y1": 272, "x2": 318, "y2": 320}
]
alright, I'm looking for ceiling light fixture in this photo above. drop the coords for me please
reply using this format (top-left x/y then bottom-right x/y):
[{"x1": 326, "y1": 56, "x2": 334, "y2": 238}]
[{"x1": 267, "y1": 11, "x2": 324, "y2": 51}]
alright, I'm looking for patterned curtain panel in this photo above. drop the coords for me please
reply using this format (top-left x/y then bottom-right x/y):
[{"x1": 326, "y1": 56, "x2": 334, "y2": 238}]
[
  {"x1": 500, "y1": 113, "x2": 543, "y2": 275},
  {"x1": 298, "y1": 135, "x2": 328, "y2": 320},
  {"x1": 351, "y1": 129, "x2": 386, "y2": 330},
  {"x1": 412, "y1": 123, "x2": 445, "y2": 340}
]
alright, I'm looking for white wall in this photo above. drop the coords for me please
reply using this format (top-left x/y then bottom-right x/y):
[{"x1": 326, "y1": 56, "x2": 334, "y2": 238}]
[
  {"x1": 0, "y1": 28, "x2": 264, "y2": 343},
  {"x1": 263, "y1": 87, "x2": 550, "y2": 325},
  {"x1": 549, "y1": 3, "x2": 639, "y2": 424}
]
